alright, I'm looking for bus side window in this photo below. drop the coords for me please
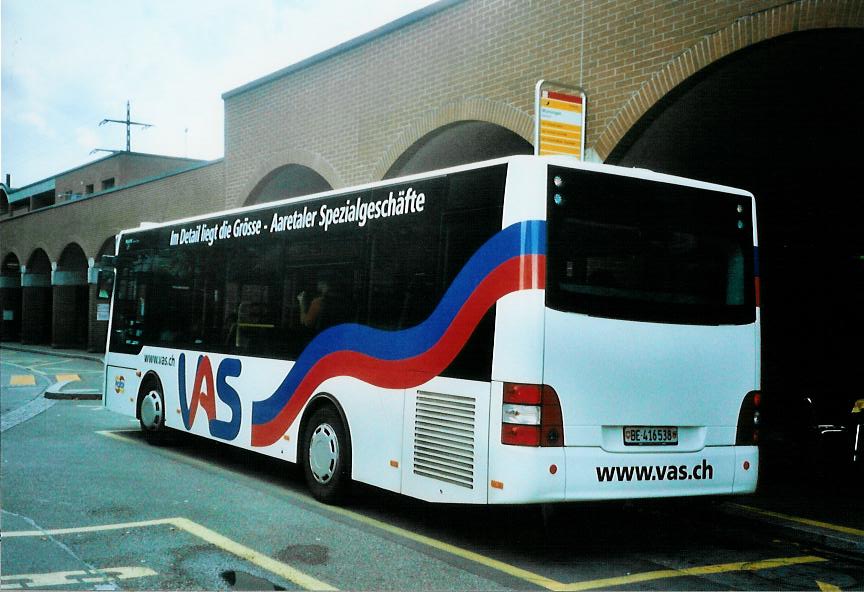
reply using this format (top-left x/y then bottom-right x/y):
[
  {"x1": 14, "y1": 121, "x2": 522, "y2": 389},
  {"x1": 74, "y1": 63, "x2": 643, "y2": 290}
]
[
  {"x1": 366, "y1": 226, "x2": 437, "y2": 331},
  {"x1": 269, "y1": 234, "x2": 362, "y2": 360},
  {"x1": 437, "y1": 208, "x2": 501, "y2": 381},
  {"x1": 224, "y1": 243, "x2": 281, "y2": 357},
  {"x1": 437, "y1": 166, "x2": 506, "y2": 380}
]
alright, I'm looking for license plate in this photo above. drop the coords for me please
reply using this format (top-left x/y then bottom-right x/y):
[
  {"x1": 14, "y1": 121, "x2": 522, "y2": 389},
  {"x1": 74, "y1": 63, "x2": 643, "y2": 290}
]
[{"x1": 623, "y1": 426, "x2": 678, "y2": 446}]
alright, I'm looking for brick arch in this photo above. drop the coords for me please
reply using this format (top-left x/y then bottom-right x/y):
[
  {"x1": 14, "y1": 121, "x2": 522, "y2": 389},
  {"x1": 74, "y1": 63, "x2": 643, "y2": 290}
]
[
  {"x1": 373, "y1": 97, "x2": 533, "y2": 181},
  {"x1": 2, "y1": 251, "x2": 21, "y2": 272},
  {"x1": 25, "y1": 245, "x2": 54, "y2": 270},
  {"x1": 25, "y1": 247, "x2": 52, "y2": 273},
  {"x1": 596, "y1": 0, "x2": 864, "y2": 161},
  {"x1": 57, "y1": 242, "x2": 89, "y2": 272},
  {"x1": 86, "y1": 234, "x2": 117, "y2": 262},
  {"x1": 97, "y1": 236, "x2": 117, "y2": 258},
  {"x1": 45, "y1": 235, "x2": 93, "y2": 265},
  {"x1": 233, "y1": 147, "x2": 343, "y2": 209},
  {"x1": 1, "y1": 249, "x2": 22, "y2": 270}
]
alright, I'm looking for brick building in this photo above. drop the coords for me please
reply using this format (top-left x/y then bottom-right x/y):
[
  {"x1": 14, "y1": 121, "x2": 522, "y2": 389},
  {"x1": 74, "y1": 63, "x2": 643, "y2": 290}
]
[
  {"x1": 1, "y1": 153, "x2": 219, "y2": 350},
  {"x1": 1, "y1": 0, "x2": 862, "y2": 399}
]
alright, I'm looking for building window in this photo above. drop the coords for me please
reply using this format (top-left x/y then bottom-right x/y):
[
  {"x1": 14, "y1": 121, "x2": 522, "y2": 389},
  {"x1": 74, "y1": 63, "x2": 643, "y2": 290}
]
[
  {"x1": 85, "y1": 184, "x2": 94, "y2": 194},
  {"x1": 101, "y1": 178, "x2": 115, "y2": 190}
]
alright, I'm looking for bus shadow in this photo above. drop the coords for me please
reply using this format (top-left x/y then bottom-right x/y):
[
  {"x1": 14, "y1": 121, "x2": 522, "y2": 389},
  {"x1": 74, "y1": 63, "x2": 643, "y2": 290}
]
[{"x1": 124, "y1": 429, "x2": 762, "y2": 563}]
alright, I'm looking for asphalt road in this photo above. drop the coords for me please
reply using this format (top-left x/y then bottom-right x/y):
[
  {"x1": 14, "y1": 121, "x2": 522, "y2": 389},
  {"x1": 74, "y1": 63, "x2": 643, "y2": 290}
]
[{"x1": 2, "y1": 348, "x2": 862, "y2": 591}]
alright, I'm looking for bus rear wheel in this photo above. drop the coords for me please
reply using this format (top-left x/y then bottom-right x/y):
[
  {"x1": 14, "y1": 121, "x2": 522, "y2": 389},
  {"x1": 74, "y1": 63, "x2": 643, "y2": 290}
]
[
  {"x1": 302, "y1": 406, "x2": 351, "y2": 504},
  {"x1": 138, "y1": 386, "x2": 168, "y2": 444}
]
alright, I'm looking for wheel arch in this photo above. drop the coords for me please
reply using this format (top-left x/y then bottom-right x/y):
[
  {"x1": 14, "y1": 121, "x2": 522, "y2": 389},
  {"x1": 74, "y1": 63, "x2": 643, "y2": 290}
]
[{"x1": 298, "y1": 392, "x2": 353, "y2": 458}]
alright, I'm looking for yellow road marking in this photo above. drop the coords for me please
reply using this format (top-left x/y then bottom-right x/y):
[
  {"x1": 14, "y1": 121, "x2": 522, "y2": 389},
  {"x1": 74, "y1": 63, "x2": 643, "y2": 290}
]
[
  {"x1": 732, "y1": 504, "x2": 864, "y2": 537},
  {"x1": 554, "y1": 556, "x2": 826, "y2": 591},
  {"x1": 96, "y1": 429, "x2": 139, "y2": 439},
  {"x1": 171, "y1": 517, "x2": 336, "y2": 591},
  {"x1": 55, "y1": 373, "x2": 80, "y2": 382},
  {"x1": 3, "y1": 517, "x2": 336, "y2": 591},
  {"x1": 322, "y1": 503, "x2": 563, "y2": 590},
  {"x1": 9, "y1": 375, "x2": 36, "y2": 386},
  {"x1": 96, "y1": 431, "x2": 560, "y2": 589},
  {"x1": 817, "y1": 580, "x2": 843, "y2": 591},
  {"x1": 94, "y1": 430, "x2": 836, "y2": 592},
  {"x1": 0, "y1": 566, "x2": 156, "y2": 589}
]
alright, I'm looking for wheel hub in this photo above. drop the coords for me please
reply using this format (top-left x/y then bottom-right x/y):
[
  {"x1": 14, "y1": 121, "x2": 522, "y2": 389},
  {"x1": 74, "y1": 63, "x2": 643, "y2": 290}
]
[
  {"x1": 309, "y1": 423, "x2": 339, "y2": 484},
  {"x1": 140, "y1": 391, "x2": 162, "y2": 430}
]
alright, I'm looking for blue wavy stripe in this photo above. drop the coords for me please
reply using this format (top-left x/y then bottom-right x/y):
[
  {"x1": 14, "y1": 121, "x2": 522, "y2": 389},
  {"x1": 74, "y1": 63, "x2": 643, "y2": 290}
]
[{"x1": 251, "y1": 219, "x2": 546, "y2": 425}]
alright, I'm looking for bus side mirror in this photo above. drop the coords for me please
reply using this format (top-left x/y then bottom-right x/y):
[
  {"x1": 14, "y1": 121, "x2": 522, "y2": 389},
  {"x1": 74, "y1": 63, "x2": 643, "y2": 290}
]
[{"x1": 97, "y1": 269, "x2": 115, "y2": 300}]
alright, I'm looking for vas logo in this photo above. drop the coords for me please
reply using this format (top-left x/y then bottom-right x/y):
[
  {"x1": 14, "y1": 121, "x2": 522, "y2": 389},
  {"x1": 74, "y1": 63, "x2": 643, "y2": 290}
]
[{"x1": 178, "y1": 353, "x2": 242, "y2": 441}]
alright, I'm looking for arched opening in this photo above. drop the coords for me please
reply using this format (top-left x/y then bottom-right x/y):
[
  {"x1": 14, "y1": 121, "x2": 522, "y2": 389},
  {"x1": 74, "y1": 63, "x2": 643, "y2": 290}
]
[
  {"x1": 609, "y1": 30, "x2": 864, "y2": 447},
  {"x1": 53, "y1": 243, "x2": 90, "y2": 348},
  {"x1": 1, "y1": 253, "x2": 22, "y2": 341},
  {"x1": 245, "y1": 164, "x2": 332, "y2": 206},
  {"x1": 22, "y1": 249, "x2": 53, "y2": 345},
  {"x1": 384, "y1": 121, "x2": 533, "y2": 179},
  {"x1": 97, "y1": 236, "x2": 116, "y2": 259}
]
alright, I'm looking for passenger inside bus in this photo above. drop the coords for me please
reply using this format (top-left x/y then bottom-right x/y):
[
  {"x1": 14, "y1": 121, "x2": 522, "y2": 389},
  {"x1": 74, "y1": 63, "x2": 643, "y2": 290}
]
[{"x1": 297, "y1": 278, "x2": 331, "y2": 330}]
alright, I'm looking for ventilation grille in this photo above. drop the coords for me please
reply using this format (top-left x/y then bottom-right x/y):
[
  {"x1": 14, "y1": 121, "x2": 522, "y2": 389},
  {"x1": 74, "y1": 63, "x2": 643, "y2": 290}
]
[{"x1": 413, "y1": 391, "x2": 475, "y2": 489}]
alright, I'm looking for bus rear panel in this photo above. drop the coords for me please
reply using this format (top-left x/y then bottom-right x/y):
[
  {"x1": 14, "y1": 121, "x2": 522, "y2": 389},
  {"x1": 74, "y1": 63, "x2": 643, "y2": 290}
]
[{"x1": 487, "y1": 160, "x2": 759, "y2": 503}]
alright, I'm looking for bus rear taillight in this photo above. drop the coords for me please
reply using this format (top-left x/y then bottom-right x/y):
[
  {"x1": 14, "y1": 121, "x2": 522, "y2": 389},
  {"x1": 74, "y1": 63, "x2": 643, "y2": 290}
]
[
  {"x1": 501, "y1": 383, "x2": 564, "y2": 447},
  {"x1": 736, "y1": 390, "x2": 761, "y2": 445}
]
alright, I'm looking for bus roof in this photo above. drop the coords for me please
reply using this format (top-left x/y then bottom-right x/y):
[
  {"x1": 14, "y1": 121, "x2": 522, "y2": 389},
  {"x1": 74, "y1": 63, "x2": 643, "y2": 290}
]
[{"x1": 118, "y1": 155, "x2": 753, "y2": 237}]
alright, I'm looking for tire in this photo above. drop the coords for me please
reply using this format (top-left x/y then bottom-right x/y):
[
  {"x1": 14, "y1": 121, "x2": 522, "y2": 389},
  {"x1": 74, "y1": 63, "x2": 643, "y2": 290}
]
[
  {"x1": 138, "y1": 385, "x2": 169, "y2": 445},
  {"x1": 302, "y1": 405, "x2": 351, "y2": 504}
]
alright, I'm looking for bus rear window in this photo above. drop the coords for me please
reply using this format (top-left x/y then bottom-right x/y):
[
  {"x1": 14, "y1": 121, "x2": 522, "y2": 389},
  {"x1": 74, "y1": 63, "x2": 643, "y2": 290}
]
[{"x1": 546, "y1": 167, "x2": 755, "y2": 325}]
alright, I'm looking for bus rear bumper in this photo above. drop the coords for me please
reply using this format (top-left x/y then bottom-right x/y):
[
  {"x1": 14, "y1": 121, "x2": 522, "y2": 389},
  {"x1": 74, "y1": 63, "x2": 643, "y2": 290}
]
[
  {"x1": 487, "y1": 445, "x2": 758, "y2": 503},
  {"x1": 563, "y1": 445, "x2": 758, "y2": 501}
]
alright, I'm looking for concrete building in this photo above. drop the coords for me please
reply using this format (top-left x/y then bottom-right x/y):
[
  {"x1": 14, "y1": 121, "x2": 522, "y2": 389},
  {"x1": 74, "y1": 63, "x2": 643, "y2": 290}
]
[{"x1": 1, "y1": 0, "x2": 862, "y2": 399}]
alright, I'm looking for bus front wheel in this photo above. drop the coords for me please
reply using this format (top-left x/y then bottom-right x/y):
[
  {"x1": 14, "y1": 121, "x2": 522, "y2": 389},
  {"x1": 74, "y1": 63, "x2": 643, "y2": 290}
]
[
  {"x1": 138, "y1": 386, "x2": 168, "y2": 444},
  {"x1": 302, "y1": 405, "x2": 351, "y2": 504}
]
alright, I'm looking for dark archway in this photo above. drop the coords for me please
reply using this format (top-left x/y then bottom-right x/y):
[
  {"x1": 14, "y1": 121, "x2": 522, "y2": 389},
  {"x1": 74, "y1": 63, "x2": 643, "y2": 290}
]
[
  {"x1": 1, "y1": 253, "x2": 22, "y2": 341},
  {"x1": 53, "y1": 243, "x2": 89, "y2": 348},
  {"x1": 245, "y1": 164, "x2": 332, "y2": 206},
  {"x1": 22, "y1": 249, "x2": 53, "y2": 345},
  {"x1": 384, "y1": 121, "x2": 532, "y2": 179},
  {"x1": 609, "y1": 30, "x2": 864, "y2": 437}
]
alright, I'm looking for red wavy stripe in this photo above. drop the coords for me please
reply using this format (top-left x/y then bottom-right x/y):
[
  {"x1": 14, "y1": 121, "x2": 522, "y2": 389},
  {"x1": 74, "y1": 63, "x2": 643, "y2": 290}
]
[{"x1": 251, "y1": 254, "x2": 546, "y2": 447}]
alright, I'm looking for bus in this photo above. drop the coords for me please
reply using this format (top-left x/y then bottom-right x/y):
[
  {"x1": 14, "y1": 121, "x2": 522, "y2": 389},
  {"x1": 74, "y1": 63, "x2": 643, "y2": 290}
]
[{"x1": 102, "y1": 155, "x2": 760, "y2": 505}]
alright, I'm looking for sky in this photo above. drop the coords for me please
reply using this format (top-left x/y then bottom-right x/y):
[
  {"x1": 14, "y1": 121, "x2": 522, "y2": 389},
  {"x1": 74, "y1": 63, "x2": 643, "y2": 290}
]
[{"x1": 1, "y1": 0, "x2": 439, "y2": 188}]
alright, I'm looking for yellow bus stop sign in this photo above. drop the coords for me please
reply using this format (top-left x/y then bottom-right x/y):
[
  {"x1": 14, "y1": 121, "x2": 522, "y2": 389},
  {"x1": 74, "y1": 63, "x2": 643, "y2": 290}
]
[{"x1": 535, "y1": 81, "x2": 586, "y2": 160}]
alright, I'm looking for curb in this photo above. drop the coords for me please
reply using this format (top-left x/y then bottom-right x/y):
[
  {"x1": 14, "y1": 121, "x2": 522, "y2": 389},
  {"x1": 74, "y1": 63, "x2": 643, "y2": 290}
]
[
  {"x1": 719, "y1": 502, "x2": 864, "y2": 555},
  {"x1": 44, "y1": 379, "x2": 103, "y2": 401},
  {"x1": 1, "y1": 344, "x2": 104, "y2": 364},
  {"x1": 44, "y1": 390, "x2": 103, "y2": 401}
]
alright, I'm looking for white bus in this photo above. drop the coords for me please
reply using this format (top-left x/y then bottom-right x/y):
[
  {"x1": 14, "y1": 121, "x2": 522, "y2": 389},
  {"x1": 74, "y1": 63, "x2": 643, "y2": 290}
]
[{"x1": 102, "y1": 155, "x2": 761, "y2": 504}]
